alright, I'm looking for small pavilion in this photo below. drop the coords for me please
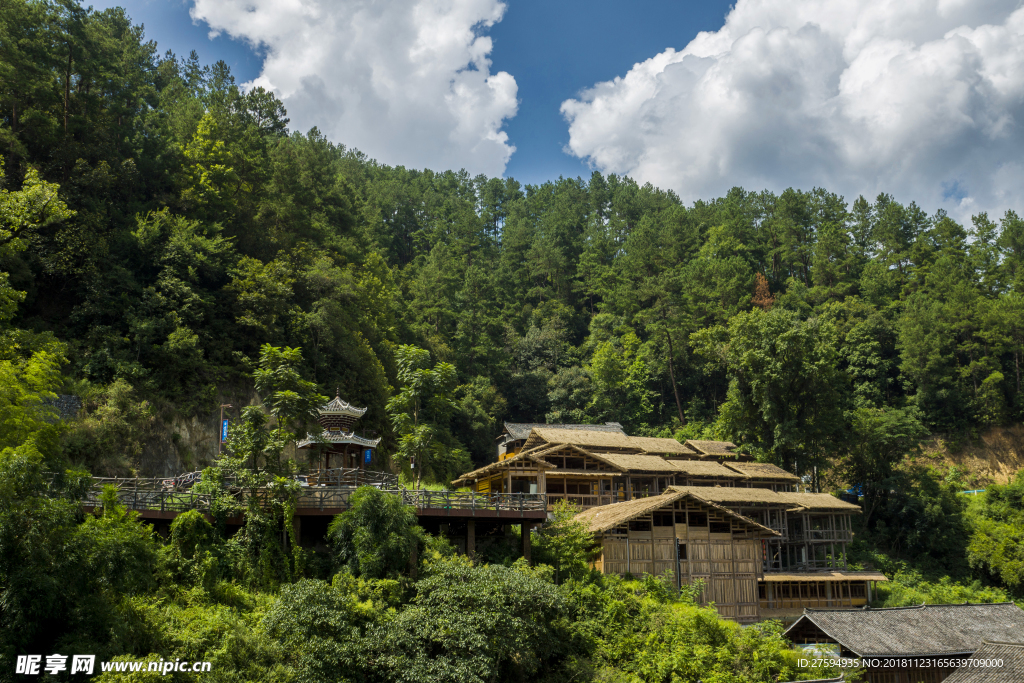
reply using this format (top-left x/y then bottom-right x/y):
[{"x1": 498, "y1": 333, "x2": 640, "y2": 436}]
[{"x1": 296, "y1": 394, "x2": 381, "y2": 470}]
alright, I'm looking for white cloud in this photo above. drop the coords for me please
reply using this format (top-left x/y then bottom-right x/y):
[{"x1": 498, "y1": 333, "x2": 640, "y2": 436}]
[
  {"x1": 561, "y1": 0, "x2": 1024, "y2": 219},
  {"x1": 190, "y1": 0, "x2": 518, "y2": 176}
]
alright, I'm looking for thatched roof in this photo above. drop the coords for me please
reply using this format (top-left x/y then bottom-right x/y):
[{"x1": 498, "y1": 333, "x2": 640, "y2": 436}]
[
  {"x1": 684, "y1": 439, "x2": 738, "y2": 456},
  {"x1": 762, "y1": 571, "x2": 887, "y2": 582},
  {"x1": 525, "y1": 427, "x2": 639, "y2": 451},
  {"x1": 785, "y1": 603, "x2": 1024, "y2": 657},
  {"x1": 666, "y1": 486, "x2": 863, "y2": 514},
  {"x1": 670, "y1": 460, "x2": 747, "y2": 478},
  {"x1": 503, "y1": 422, "x2": 624, "y2": 441},
  {"x1": 667, "y1": 485, "x2": 792, "y2": 506},
  {"x1": 450, "y1": 449, "x2": 555, "y2": 486},
  {"x1": 524, "y1": 427, "x2": 694, "y2": 455},
  {"x1": 775, "y1": 492, "x2": 862, "y2": 513},
  {"x1": 724, "y1": 462, "x2": 801, "y2": 482},
  {"x1": 575, "y1": 489, "x2": 779, "y2": 535},
  {"x1": 632, "y1": 436, "x2": 697, "y2": 455},
  {"x1": 591, "y1": 452, "x2": 685, "y2": 472},
  {"x1": 944, "y1": 641, "x2": 1024, "y2": 682}
]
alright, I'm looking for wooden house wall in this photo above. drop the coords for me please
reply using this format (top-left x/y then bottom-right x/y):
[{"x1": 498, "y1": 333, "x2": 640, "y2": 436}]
[{"x1": 596, "y1": 500, "x2": 764, "y2": 623}]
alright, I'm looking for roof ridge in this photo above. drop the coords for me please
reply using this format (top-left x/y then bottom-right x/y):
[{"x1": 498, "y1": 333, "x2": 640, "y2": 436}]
[{"x1": 979, "y1": 640, "x2": 1024, "y2": 647}]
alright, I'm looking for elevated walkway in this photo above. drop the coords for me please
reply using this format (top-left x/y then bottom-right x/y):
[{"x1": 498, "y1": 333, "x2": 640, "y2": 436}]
[{"x1": 73, "y1": 468, "x2": 548, "y2": 522}]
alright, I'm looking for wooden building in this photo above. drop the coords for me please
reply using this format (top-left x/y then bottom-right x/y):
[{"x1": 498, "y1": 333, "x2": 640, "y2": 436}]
[
  {"x1": 785, "y1": 603, "x2": 1024, "y2": 683},
  {"x1": 578, "y1": 486, "x2": 881, "y2": 622},
  {"x1": 944, "y1": 640, "x2": 1024, "y2": 683},
  {"x1": 496, "y1": 422, "x2": 625, "y2": 459},
  {"x1": 576, "y1": 488, "x2": 779, "y2": 623},
  {"x1": 295, "y1": 394, "x2": 381, "y2": 471},
  {"x1": 454, "y1": 427, "x2": 797, "y2": 506},
  {"x1": 462, "y1": 424, "x2": 875, "y2": 622}
]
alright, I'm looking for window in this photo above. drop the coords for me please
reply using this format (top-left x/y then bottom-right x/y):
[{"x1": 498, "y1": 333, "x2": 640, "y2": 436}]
[
  {"x1": 758, "y1": 584, "x2": 766, "y2": 599},
  {"x1": 628, "y1": 520, "x2": 651, "y2": 532},
  {"x1": 677, "y1": 543, "x2": 687, "y2": 560},
  {"x1": 565, "y1": 457, "x2": 585, "y2": 469},
  {"x1": 688, "y1": 512, "x2": 708, "y2": 527},
  {"x1": 653, "y1": 512, "x2": 674, "y2": 527},
  {"x1": 850, "y1": 582, "x2": 866, "y2": 598},
  {"x1": 547, "y1": 481, "x2": 564, "y2": 494},
  {"x1": 709, "y1": 521, "x2": 731, "y2": 534}
]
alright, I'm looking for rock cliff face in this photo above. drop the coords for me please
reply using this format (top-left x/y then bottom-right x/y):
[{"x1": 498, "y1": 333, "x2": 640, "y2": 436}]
[{"x1": 138, "y1": 392, "x2": 264, "y2": 477}]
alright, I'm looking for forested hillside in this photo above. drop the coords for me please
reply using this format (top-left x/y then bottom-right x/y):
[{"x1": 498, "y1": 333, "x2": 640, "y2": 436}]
[
  {"x1": 3, "y1": 3, "x2": 1024, "y2": 679},
  {"x1": 5, "y1": 2, "x2": 1024, "y2": 472},
  {"x1": 5, "y1": 0, "x2": 1024, "y2": 503}
]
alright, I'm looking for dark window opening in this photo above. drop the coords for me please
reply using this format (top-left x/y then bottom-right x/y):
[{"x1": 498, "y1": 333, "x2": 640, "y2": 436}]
[
  {"x1": 709, "y1": 521, "x2": 731, "y2": 534},
  {"x1": 688, "y1": 512, "x2": 708, "y2": 527},
  {"x1": 564, "y1": 457, "x2": 585, "y2": 469},
  {"x1": 547, "y1": 482, "x2": 564, "y2": 494},
  {"x1": 677, "y1": 543, "x2": 687, "y2": 560},
  {"x1": 628, "y1": 520, "x2": 651, "y2": 532},
  {"x1": 653, "y1": 512, "x2": 674, "y2": 527}
]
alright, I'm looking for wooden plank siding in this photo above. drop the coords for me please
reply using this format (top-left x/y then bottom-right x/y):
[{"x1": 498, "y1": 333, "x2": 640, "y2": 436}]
[{"x1": 594, "y1": 498, "x2": 766, "y2": 624}]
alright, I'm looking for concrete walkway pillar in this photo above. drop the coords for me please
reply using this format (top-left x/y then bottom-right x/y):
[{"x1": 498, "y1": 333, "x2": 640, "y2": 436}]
[
  {"x1": 521, "y1": 522, "x2": 532, "y2": 563},
  {"x1": 467, "y1": 519, "x2": 476, "y2": 560}
]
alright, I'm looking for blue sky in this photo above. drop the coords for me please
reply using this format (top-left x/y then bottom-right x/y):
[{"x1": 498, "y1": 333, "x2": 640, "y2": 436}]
[
  {"x1": 96, "y1": 0, "x2": 734, "y2": 186},
  {"x1": 93, "y1": 0, "x2": 1024, "y2": 218}
]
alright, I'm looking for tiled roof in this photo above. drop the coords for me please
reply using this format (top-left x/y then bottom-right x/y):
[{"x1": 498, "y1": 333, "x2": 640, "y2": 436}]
[
  {"x1": 785, "y1": 603, "x2": 1024, "y2": 657},
  {"x1": 504, "y1": 422, "x2": 624, "y2": 440},
  {"x1": 295, "y1": 431, "x2": 380, "y2": 448},
  {"x1": 320, "y1": 395, "x2": 368, "y2": 417},
  {"x1": 944, "y1": 641, "x2": 1024, "y2": 682}
]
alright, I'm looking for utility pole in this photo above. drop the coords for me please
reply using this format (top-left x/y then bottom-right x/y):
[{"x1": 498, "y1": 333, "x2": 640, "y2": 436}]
[{"x1": 219, "y1": 404, "x2": 232, "y2": 455}]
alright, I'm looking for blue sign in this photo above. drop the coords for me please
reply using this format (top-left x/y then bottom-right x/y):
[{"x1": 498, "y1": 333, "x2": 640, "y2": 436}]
[
  {"x1": 221, "y1": 419, "x2": 229, "y2": 442},
  {"x1": 364, "y1": 449, "x2": 372, "y2": 464}
]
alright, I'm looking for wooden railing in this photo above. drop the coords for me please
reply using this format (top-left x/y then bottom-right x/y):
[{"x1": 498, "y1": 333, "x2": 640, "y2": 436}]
[
  {"x1": 304, "y1": 468, "x2": 397, "y2": 489},
  {"x1": 398, "y1": 489, "x2": 548, "y2": 512},
  {"x1": 83, "y1": 487, "x2": 217, "y2": 513},
  {"x1": 546, "y1": 493, "x2": 617, "y2": 508},
  {"x1": 79, "y1": 480, "x2": 546, "y2": 515},
  {"x1": 792, "y1": 529, "x2": 853, "y2": 542}
]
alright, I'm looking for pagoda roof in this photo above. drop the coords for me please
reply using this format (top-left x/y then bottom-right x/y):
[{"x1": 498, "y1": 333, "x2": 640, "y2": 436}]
[
  {"x1": 319, "y1": 394, "x2": 368, "y2": 418},
  {"x1": 296, "y1": 431, "x2": 380, "y2": 449}
]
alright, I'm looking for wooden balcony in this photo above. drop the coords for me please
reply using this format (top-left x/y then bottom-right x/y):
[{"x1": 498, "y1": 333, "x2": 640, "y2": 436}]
[{"x1": 791, "y1": 529, "x2": 853, "y2": 542}]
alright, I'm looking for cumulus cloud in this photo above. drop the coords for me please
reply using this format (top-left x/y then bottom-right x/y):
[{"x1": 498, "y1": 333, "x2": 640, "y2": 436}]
[
  {"x1": 561, "y1": 0, "x2": 1024, "y2": 218},
  {"x1": 191, "y1": 0, "x2": 518, "y2": 176}
]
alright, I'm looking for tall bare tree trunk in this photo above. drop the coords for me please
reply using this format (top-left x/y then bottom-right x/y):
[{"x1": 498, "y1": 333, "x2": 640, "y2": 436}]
[{"x1": 664, "y1": 329, "x2": 686, "y2": 426}]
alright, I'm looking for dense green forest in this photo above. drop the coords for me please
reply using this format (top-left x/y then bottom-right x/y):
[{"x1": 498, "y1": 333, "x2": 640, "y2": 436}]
[{"x1": 3, "y1": 2, "x2": 1024, "y2": 680}]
